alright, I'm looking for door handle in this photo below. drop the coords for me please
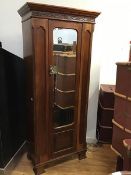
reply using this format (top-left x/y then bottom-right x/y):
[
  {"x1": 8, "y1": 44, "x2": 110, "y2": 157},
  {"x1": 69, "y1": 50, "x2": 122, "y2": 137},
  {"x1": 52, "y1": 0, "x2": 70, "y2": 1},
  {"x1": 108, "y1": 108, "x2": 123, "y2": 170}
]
[{"x1": 49, "y1": 65, "x2": 58, "y2": 75}]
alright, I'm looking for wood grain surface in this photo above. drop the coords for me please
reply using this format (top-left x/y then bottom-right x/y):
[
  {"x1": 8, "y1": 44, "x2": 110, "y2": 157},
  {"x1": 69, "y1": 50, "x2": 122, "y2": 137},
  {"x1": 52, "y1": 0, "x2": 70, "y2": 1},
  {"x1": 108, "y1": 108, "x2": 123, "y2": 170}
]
[{"x1": 10, "y1": 144, "x2": 116, "y2": 175}]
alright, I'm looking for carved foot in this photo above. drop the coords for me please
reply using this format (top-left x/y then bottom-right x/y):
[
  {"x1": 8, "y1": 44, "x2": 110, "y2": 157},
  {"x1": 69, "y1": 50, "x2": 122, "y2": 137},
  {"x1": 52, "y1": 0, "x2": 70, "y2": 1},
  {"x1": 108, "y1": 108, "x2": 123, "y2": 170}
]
[
  {"x1": 33, "y1": 166, "x2": 46, "y2": 175},
  {"x1": 78, "y1": 151, "x2": 87, "y2": 160}
]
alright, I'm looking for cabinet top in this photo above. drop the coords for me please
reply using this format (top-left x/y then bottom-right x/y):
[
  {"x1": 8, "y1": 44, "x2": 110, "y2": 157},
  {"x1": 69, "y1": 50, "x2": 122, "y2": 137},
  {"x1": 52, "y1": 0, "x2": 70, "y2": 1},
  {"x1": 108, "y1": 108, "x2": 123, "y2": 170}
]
[
  {"x1": 116, "y1": 62, "x2": 131, "y2": 66},
  {"x1": 18, "y1": 2, "x2": 100, "y2": 23}
]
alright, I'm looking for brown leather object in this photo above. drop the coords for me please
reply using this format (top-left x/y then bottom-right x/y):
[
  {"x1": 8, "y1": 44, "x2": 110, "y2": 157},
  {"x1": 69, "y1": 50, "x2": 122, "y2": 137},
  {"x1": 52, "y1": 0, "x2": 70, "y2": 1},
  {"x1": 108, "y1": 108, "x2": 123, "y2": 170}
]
[
  {"x1": 99, "y1": 84, "x2": 115, "y2": 108},
  {"x1": 55, "y1": 74, "x2": 76, "y2": 91},
  {"x1": 114, "y1": 95, "x2": 131, "y2": 132},
  {"x1": 115, "y1": 63, "x2": 131, "y2": 97},
  {"x1": 123, "y1": 139, "x2": 131, "y2": 153},
  {"x1": 112, "y1": 121, "x2": 126, "y2": 156},
  {"x1": 54, "y1": 53, "x2": 76, "y2": 74},
  {"x1": 96, "y1": 84, "x2": 115, "y2": 143},
  {"x1": 55, "y1": 89, "x2": 75, "y2": 108},
  {"x1": 124, "y1": 100, "x2": 131, "y2": 131},
  {"x1": 97, "y1": 102, "x2": 113, "y2": 127},
  {"x1": 114, "y1": 95, "x2": 126, "y2": 127},
  {"x1": 53, "y1": 43, "x2": 73, "y2": 52},
  {"x1": 96, "y1": 121, "x2": 112, "y2": 143},
  {"x1": 112, "y1": 120, "x2": 131, "y2": 157}
]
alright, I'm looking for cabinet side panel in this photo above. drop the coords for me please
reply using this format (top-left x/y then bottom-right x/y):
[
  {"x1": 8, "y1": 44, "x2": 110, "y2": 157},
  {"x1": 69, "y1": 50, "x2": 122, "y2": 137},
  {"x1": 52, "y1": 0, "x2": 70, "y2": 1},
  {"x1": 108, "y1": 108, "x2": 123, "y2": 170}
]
[
  {"x1": 32, "y1": 19, "x2": 49, "y2": 162},
  {"x1": 78, "y1": 23, "x2": 93, "y2": 148},
  {"x1": 22, "y1": 19, "x2": 35, "y2": 153}
]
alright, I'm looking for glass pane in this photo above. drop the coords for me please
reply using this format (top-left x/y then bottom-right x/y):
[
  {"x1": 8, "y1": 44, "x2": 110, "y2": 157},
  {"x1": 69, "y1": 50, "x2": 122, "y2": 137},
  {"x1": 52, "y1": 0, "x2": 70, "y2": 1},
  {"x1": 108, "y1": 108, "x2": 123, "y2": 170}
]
[{"x1": 52, "y1": 28, "x2": 77, "y2": 128}]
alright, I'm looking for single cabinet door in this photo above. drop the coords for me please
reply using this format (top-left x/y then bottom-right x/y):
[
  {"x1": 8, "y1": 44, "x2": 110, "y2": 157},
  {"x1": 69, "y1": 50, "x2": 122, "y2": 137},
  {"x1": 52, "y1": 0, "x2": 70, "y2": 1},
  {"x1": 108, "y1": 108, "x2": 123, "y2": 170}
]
[{"x1": 48, "y1": 20, "x2": 82, "y2": 158}]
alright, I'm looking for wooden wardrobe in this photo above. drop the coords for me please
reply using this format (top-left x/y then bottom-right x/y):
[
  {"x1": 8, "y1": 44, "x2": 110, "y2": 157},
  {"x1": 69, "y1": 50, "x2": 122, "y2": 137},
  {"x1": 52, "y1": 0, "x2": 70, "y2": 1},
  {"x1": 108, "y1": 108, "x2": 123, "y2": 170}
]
[{"x1": 18, "y1": 3, "x2": 100, "y2": 174}]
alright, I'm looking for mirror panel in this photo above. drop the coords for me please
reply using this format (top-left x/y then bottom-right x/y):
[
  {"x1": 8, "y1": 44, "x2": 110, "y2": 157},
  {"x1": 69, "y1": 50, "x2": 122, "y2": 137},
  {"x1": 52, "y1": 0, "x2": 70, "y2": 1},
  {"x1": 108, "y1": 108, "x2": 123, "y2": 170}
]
[{"x1": 52, "y1": 28, "x2": 77, "y2": 128}]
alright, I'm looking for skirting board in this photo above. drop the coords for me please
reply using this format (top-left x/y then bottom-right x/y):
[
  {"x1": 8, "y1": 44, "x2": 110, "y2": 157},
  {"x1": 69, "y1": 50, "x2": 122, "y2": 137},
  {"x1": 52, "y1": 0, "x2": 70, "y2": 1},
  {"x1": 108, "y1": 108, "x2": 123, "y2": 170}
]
[
  {"x1": 86, "y1": 137, "x2": 97, "y2": 144},
  {"x1": 0, "y1": 141, "x2": 26, "y2": 175}
]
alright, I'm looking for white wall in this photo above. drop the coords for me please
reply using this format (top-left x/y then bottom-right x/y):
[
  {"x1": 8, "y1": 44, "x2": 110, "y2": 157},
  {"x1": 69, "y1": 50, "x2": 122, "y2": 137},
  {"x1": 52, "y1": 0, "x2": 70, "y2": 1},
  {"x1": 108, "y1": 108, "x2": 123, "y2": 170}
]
[
  {"x1": 85, "y1": 0, "x2": 131, "y2": 142},
  {"x1": 98, "y1": 1, "x2": 131, "y2": 84},
  {"x1": 0, "y1": 0, "x2": 131, "y2": 143}
]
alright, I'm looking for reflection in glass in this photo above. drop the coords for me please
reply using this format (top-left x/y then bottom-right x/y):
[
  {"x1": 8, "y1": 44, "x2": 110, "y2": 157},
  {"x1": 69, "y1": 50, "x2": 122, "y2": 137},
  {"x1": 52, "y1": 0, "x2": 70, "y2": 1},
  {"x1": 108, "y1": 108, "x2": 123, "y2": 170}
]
[{"x1": 53, "y1": 28, "x2": 77, "y2": 128}]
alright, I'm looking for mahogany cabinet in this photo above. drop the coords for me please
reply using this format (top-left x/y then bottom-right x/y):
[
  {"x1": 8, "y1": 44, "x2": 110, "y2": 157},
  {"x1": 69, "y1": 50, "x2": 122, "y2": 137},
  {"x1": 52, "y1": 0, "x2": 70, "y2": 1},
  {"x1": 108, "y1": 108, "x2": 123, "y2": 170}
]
[
  {"x1": 96, "y1": 84, "x2": 115, "y2": 143},
  {"x1": 18, "y1": 3, "x2": 100, "y2": 174}
]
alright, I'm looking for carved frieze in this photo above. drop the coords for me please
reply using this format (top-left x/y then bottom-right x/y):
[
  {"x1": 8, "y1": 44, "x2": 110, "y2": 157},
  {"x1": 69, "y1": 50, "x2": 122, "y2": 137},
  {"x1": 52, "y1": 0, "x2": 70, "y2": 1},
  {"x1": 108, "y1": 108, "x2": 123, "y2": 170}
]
[{"x1": 32, "y1": 11, "x2": 95, "y2": 23}]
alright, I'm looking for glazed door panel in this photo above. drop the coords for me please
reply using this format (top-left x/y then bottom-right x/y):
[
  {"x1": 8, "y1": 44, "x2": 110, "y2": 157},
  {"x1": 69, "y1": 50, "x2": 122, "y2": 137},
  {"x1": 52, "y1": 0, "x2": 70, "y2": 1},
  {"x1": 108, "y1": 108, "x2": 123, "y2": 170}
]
[{"x1": 48, "y1": 20, "x2": 82, "y2": 157}]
